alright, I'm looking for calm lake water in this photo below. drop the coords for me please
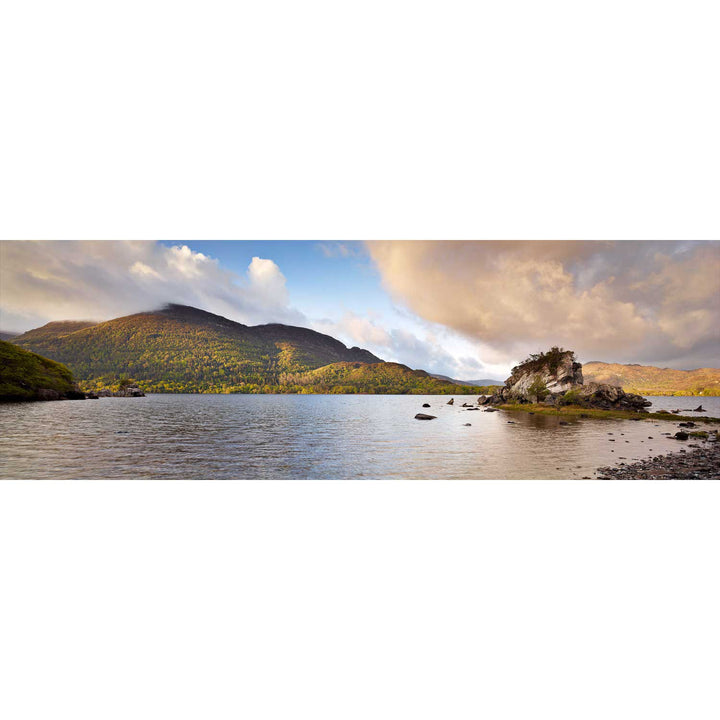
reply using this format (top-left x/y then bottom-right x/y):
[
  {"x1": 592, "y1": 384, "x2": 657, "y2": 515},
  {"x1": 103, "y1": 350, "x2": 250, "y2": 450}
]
[{"x1": 1, "y1": 394, "x2": 718, "y2": 480}]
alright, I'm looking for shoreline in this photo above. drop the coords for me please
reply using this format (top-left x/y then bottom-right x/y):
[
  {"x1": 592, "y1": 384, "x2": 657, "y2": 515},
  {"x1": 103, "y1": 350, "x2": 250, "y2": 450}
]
[
  {"x1": 595, "y1": 440, "x2": 720, "y2": 480},
  {"x1": 497, "y1": 403, "x2": 720, "y2": 424}
]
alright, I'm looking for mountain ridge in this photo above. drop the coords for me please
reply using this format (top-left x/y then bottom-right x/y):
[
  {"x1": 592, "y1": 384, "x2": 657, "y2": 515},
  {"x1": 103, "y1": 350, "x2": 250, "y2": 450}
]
[
  {"x1": 10, "y1": 304, "x2": 482, "y2": 394},
  {"x1": 583, "y1": 361, "x2": 720, "y2": 396},
  {"x1": 430, "y1": 373, "x2": 503, "y2": 387}
]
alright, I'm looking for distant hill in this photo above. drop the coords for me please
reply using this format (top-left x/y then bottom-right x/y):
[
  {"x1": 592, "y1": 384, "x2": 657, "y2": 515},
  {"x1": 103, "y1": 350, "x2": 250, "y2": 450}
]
[
  {"x1": 284, "y1": 362, "x2": 487, "y2": 394},
  {"x1": 10, "y1": 304, "x2": 480, "y2": 394},
  {"x1": 583, "y1": 362, "x2": 720, "y2": 396},
  {"x1": 0, "y1": 331, "x2": 19, "y2": 341},
  {"x1": 431, "y1": 373, "x2": 503, "y2": 388},
  {"x1": 0, "y1": 340, "x2": 79, "y2": 401}
]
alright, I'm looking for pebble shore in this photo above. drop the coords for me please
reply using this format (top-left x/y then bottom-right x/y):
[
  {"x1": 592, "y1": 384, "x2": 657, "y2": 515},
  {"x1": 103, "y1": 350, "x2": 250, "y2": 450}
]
[{"x1": 596, "y1": 438, "x2": 720, "y2": 480}]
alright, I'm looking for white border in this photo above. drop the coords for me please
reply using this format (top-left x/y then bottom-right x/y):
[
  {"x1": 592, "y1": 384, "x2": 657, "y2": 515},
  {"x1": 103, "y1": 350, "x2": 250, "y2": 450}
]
[{"x1": 1, "y1": 2, "x2": 719, "y2": 718}]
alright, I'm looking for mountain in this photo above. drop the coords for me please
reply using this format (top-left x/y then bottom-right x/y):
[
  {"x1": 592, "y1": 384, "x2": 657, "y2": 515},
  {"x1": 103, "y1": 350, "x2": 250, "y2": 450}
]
[
  {"x1": 0, "y1": 340, "x2": 82, "y2": 401},
  {"x1": 430, "y1": 373, "x2": 503, "y2": 387},
  {"x1": 10, "y1": 304, "x2": 479, "y2": 394},
  {"x1": 0, "y1": 331, "x2": 19, "y2": 341},
  {"x1": 583, "y1": 361, "x2": 720, "y2": 396}
]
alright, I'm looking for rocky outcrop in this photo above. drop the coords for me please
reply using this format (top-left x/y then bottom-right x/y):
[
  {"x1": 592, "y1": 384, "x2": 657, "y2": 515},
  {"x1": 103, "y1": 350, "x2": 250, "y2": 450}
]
[
  {"x1": 504, "y1": 349, "x2": 583, "y2": 396},
  {"x1": 486, "y1": 347, "x2": 652, "y2": 412},
  {"x1": 569, "y1": 382, "x2": 650, "y2": 411}
]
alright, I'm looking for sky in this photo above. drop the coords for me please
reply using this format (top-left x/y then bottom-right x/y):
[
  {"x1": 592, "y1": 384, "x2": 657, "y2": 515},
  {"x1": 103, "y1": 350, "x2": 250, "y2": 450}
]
[{"x1": 1, "y1": 240, "x2": 718, "y2": 379}]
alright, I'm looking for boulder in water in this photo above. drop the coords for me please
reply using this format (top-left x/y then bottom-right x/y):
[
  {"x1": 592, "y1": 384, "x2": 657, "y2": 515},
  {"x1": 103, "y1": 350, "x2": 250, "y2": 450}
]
[{"x1": 415, "y1": 413, "x2": 437, "y2": 420}]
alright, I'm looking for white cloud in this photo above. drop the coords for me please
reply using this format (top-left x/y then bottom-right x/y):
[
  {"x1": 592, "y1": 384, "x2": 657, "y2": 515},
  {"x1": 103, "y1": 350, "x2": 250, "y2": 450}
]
[
  {"x1": 246, "y1": 256, "x2": 290, "y2": 308},
  {"x1": 0, "y1": 241, "x2": 305, "y2": 331}
]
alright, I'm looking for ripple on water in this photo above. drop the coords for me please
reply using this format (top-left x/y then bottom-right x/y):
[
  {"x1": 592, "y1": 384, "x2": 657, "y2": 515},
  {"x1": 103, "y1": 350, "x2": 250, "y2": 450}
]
[{"x1": 0, "y1": 394, "x2": 717, "y2": 479}]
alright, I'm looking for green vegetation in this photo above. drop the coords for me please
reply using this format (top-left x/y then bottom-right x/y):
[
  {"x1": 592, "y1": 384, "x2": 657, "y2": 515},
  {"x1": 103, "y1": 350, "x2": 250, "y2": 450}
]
[
  {"x1": 14, "y1": 320, "x2": 98, "y2": 344},
  {"x1": 11, "y1": 304, "x2": 482, "y2": 395},
  {"x1": 558, "y1": 388, "x2": 581, "y2": 405},
  {"x1": 583, "y1": 362, "x2": 720, "y2": 396},
  {"x1": 512, "y1": 346, "x2": 573, "y2": 377},
  {"x1": 498, "y1": 403, "x2": 720, "y2": 424},
  {"x1": 0, "y1": 340, "x2": 76, "y2": 400},
  {"x1": 527, "y1": 377, "x2": 549, "y2": 400}
]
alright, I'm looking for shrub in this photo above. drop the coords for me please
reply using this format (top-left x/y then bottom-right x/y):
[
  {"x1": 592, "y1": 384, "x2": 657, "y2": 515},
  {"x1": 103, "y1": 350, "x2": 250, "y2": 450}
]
[
  {"x1": 512, "y1": 346, "x2": 573, "y2": 377},
  {"x1": 527, "y1": 377, "x2": 549, "y2": 400},
  {"x1": 559, "y1": 389, "x2": 581, "y2": 405}
]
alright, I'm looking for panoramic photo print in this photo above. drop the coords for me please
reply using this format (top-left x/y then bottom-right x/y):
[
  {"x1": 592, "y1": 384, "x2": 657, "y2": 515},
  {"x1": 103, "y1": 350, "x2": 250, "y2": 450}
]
[{"x1": 1, "y1": 240, "x2": 718, "y2": 479}]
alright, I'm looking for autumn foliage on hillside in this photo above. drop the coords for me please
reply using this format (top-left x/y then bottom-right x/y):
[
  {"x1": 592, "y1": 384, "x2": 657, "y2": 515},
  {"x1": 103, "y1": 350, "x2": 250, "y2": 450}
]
[{"x1": 11, "y1": 305, "x2": 486, "y2": 394}]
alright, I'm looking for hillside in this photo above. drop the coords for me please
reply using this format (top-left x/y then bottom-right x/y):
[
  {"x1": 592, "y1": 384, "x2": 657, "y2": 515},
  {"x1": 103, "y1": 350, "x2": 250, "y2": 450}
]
[
  {"x1": 583, "y1": 362, "x2": 720, "y2": 396},
  {"x1": 10, "y1": 304, "x2": 480, "y2": 394},
  {"x1": 13, "y1": 320, "x2": 98, "y2": 344},
  {"x1": 280, "y1": 362, "x2": 489, "y2": 394},
  {"x1": 0, "y1": 340, "x2": 80, "y2": 401}
]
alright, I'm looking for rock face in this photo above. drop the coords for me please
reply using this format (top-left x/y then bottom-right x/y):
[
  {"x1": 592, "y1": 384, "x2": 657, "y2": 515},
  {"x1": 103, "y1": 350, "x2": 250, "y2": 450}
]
[
  {"x1": 504, "y1": 349, "x2": 583, "y2": 396},
  {"x1": 487, "y1": 347, "x2": 652, "y2": 411}
]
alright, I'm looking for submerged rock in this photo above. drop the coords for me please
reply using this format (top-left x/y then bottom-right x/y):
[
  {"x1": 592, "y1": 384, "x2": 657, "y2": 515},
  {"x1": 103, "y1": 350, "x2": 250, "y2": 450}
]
[
  {"x1": 422, "y1": 403, "x2": 431, "y2": 408},
  {"x1": 415, "y1": 413, "x2": 437, "y2": 420},
  {"x1": 447, "y1": 398, "x2": 454, "y2": 405}
]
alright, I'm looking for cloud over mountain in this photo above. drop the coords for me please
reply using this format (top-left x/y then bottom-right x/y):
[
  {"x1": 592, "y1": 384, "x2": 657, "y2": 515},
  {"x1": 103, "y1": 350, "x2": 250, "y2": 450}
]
[
  {"x1": 0, "y1": 241, "x2": 305, "y2": 330},
  {"x1": 313, "y1": 311, "x2": 493, "y2": 380}
]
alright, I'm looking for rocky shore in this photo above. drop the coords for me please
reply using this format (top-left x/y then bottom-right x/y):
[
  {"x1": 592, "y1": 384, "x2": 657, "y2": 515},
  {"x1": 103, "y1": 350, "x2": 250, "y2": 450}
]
[
  {"x1": 94, "y1": 386, "x2": 145, "y2": 398},
  {"x1": 596, "y1": 438, "x2": 720, "y2": 479}
]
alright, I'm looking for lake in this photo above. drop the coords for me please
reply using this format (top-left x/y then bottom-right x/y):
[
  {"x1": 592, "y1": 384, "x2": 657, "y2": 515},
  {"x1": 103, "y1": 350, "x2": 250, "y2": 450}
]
[{"x1": 1, "y1": 394, "x2": 718, "y2": 480}]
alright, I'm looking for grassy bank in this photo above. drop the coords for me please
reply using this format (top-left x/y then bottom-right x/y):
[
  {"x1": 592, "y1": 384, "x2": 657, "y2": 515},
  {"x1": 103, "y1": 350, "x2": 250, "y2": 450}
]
[
  {"x1": 0, "y1": 340, "x2": 76, "y2": 400},
  {"x1": 497, "y1": 403, "x2": 720, "y2": 424}
]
